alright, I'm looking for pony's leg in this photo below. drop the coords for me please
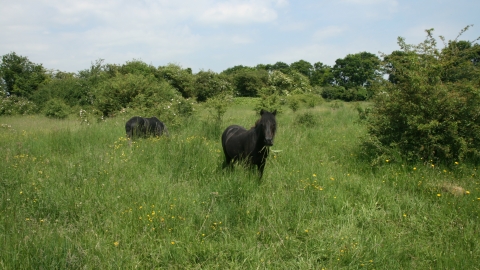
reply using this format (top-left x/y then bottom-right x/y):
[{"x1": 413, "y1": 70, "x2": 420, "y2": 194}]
[
  {"x1": 258, "y1": 162, "x2": 265, "y2": 179},
  {"x1": 223, "y1": 156, "x2": 233, "y2": 169}
]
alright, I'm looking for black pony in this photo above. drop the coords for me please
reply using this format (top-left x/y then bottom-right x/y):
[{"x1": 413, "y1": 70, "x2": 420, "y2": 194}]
[
  {"x1": 221, "y1": 109, "x2": 277, "y2": 178},
  {"x1": 125, "y1": 116, "x2": 168, "y2": 139}
]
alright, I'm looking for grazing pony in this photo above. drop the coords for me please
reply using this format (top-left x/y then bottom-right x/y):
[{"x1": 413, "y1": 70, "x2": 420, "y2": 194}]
[
  {"x1": 125, "y1": 116, "x2": 168, "y2": 139},
  {"x1": 221, "y1": 109, "x2": 277, "y2": 178}
]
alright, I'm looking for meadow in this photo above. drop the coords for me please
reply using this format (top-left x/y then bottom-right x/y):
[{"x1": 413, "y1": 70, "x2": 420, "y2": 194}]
[{"x1": 1, "y1": 100, "x2": 479, "y2": 269}]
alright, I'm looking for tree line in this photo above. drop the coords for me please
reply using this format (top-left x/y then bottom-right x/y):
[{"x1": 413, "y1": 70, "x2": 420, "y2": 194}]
[
  {"x1": 0, "y1": 50, "x2": 382, "y2": 115},
  {"x1": 1, "y1": 26, "x2": 479, "y2": 164}
]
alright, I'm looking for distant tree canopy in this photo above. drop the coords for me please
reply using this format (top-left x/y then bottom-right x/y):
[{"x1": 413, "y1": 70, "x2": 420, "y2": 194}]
[
  {"x1": 311, "y1": 62, "x2": 334, "y2": 87},
  {"x1": 290, "y1": 60, "x2": 314, "y2": 79},
  {"x1": 332, "y1": 51, "x2": 381, "y2": 89},
  {"x1": 0, "y1": 52, "x2": 48, "y2": 98},
  {"x1": 2, "y1": 26, "x2": 477, "y2": 123}
]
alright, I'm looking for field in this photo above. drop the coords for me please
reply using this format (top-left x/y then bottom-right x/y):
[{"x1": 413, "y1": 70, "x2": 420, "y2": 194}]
[{"x1": 1, "y1": 100, "x2": 479, "y2": 269}]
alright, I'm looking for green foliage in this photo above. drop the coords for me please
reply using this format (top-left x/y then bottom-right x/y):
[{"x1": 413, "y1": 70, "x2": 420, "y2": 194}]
[
  {"x1": 231, "y1": 69, "x2": 268, "y2": 97},
  {"x1": 175, "y1": 99, "x2": 195, "y2": 117},
  {"x1": 32, "y1": 72, "x2": 90, "y2": 109},
  {"x1": 355, "y1": 103, "x2": 371, "y2": 122},
  {"x1": 158, "y1": 64, "x2": 195, "y2": 98},
  {"x1": 321, "y1": 85, "x2": 369, "y2": 101},
  {"x1": 295, "y1": 111, "x2": 318, "y2": 127},
  {"x1": 290, "y1": 70, "x2": 313, "y2": 93},
  {"x1": 44, "y1": 98, "x2": 70, "y2": 119},
  {"x1": 205, "y1": 94, "x2": 232, "y2": 121},
  {"x1": 329, "y1": 100, "x2": 344, "y2": 110},
  {"x1": 117, "y1": 59, "x2": 159, "y2": 77},
  {"x1": 194, "y1": 70, "x2": 233, "y2": 102},
  {"x1": 286, "y1": 93, "x2": 323, "y2": 112},
  {"x1": 148, "y1": 98, "x2": 196, "y2": 130},
  {"x1": 290, "y1": 59, "x2": 313, "y2": 79},
  {"x1": 266, "y1": 70, "x2": 294, "y2": 95},
  {"x1": 311, "y1": 62, "x2": 334, "y2": 86},
  {"x1": 94, "y1": 74, "x2": 178, "y2": 116},
  {"x1": 221, "y1": 65, "x2": 256, "y2": 75},
  {"x1": 332, "y1": 51, "x2": 381, "y2": 91},
  {"x1": 78, "y1": 108, "x2": 104, "y2": 124},
  {"x1": 298, "y1": 93, "x2": 323, "y2": 108},
  {"x1": 0, "y1": 52, "x2": 48, "y2": 99},
  {"x1": 0, "y1": 95, "x2": 38, "y2": 115},
  {"x1": 365, "y1": 26, "x2": 480, "y2": 164},
  {"x1": 271, "y1": 61, "x2": 290, "y2": 74},
  {"x1": 255, "y1": 92, "x2": 281, "y2": 113},
  {"x1": 287, "y1": 96, "x2": 300, "y2": 112}
]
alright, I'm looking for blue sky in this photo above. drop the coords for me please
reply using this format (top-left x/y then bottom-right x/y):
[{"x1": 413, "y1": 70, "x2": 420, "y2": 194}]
[{"x1": 1, "y1": 0, "x2": 479, "y2": 74}]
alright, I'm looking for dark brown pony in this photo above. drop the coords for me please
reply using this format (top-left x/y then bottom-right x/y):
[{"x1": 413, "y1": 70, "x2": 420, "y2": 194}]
[
  {"x1": 221, "y1": 109, "x2": 277, "y2": 178},
  {"x1": 125, "y1": 116, "x2": 168, "y2": 139}
]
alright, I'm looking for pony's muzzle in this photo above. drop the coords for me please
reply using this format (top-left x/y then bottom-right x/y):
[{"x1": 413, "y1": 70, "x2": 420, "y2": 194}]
[{"x1": 264, "y1": 138, "x2": 274, "y2": 146}]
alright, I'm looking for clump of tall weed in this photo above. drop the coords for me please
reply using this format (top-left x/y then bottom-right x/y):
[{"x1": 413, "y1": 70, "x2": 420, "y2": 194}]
[
  {"x1": 44, "y1": 98, "x2": 70, "y2": 119},
  {"x1": 295, "y1": 111, "x2": 318, "y2": 127}
]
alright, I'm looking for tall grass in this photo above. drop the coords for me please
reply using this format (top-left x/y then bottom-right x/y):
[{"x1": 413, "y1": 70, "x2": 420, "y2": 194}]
[{"x1": 1, "y1": 101, "x2": 479, "y2": 269}]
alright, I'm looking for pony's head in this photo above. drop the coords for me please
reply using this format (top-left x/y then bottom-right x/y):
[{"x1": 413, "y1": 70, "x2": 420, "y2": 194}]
[{"x1": 257, "y1": 109, "x2": 277, "y2": 146}]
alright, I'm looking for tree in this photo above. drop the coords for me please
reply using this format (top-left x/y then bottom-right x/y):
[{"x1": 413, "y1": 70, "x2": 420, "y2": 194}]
[
  {"x1": 290, "y1": 60, "x2": 313, "y2": 79},
  {"x1": 221, "y1": 65, "x2": 255, "y2": 76},
  {"x1": 255, "y1": 63, "x2": 273, "y2": 72},
  {"x1": 332, "y1": 52, "x2": 381, "y2": 89},
  {"x1": 271, "y1": 61, "x2": 290, "y2": 74},
  {"x1": 311, "y1": 62, "x2": 334, "y2": 86},
  {"x1": 0, "y1": 52, "x2": 47, "y2": 98}
]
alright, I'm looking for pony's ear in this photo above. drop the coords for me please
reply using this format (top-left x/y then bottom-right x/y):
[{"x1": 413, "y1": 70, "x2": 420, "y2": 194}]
[
  {"x1": 272, "y1": 110, "x2": 277, "y2": 116},
  {"x1": 260, "y1": 109, "x2": 265, "y2": 115}
]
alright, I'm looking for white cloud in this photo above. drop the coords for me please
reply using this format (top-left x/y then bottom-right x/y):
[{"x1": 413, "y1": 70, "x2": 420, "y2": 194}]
[
  {"x1": 341, "y1": 0, "x2": 397, "y2": 5},
  {"x1": 313, "y1": 26, "x2": 347, "y2": 41},
  {"x1": 0, "y1": 0, "x2": 476, "y2": 73},
  {"x1": 199, "y1": 2, "x2": 278, "y2": 24}
]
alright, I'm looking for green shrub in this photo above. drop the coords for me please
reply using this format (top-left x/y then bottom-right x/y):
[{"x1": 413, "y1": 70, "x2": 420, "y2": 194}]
[
  {"x1": 94, "y1": 74, "x2": 178, "y2": 116},
  {"x1": 205, "y1": 94, "x2": 232, "y2": 121},
  {"x1": 329, "y1": 100, "x2": 344, "y2": 110},
  {"x1": 255, "y1": 93, "x2": 281, "y2": 114},
  {"x1": 0, "y1": 95, "x2": 38, "y2": 115},
  {"x1": 194, "y1": 71, "x2": 233, "y2": 102},
  {"x1": 287, "y1": 96, "x2": 300, "y2": 112},
  {"x1": 355, "y1": 103, "x2": 371, "y2": 122},
  {"x1": 32, "y1": 74, "x2": 90, "y2": 109},
  {"x1": 296, "y1": 93, "x2": 323, "y2": 108},
  {"x1": 364, "y1": 27, "x2": 480, "y2": 164},
  {"x1": 175, "y1": 99, "x2": 195, "y2": 117},
  {"x1": 148, "y1": 97, "x2": 197, "y2": 130},
  {"x1": 321, "y1": 86, "x2": 367, "y2": 101},
  {"x1": 44, "y1": 98, "x2": 70, "y2": 119},
  {"x1": 296, "y1": 111, "x2": 318, "y2": 127}
]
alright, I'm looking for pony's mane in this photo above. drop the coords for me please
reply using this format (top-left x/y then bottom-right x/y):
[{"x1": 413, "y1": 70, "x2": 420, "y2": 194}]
[{"x1": 253, "y1": 119, "x2": 261, "y2": 128}]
